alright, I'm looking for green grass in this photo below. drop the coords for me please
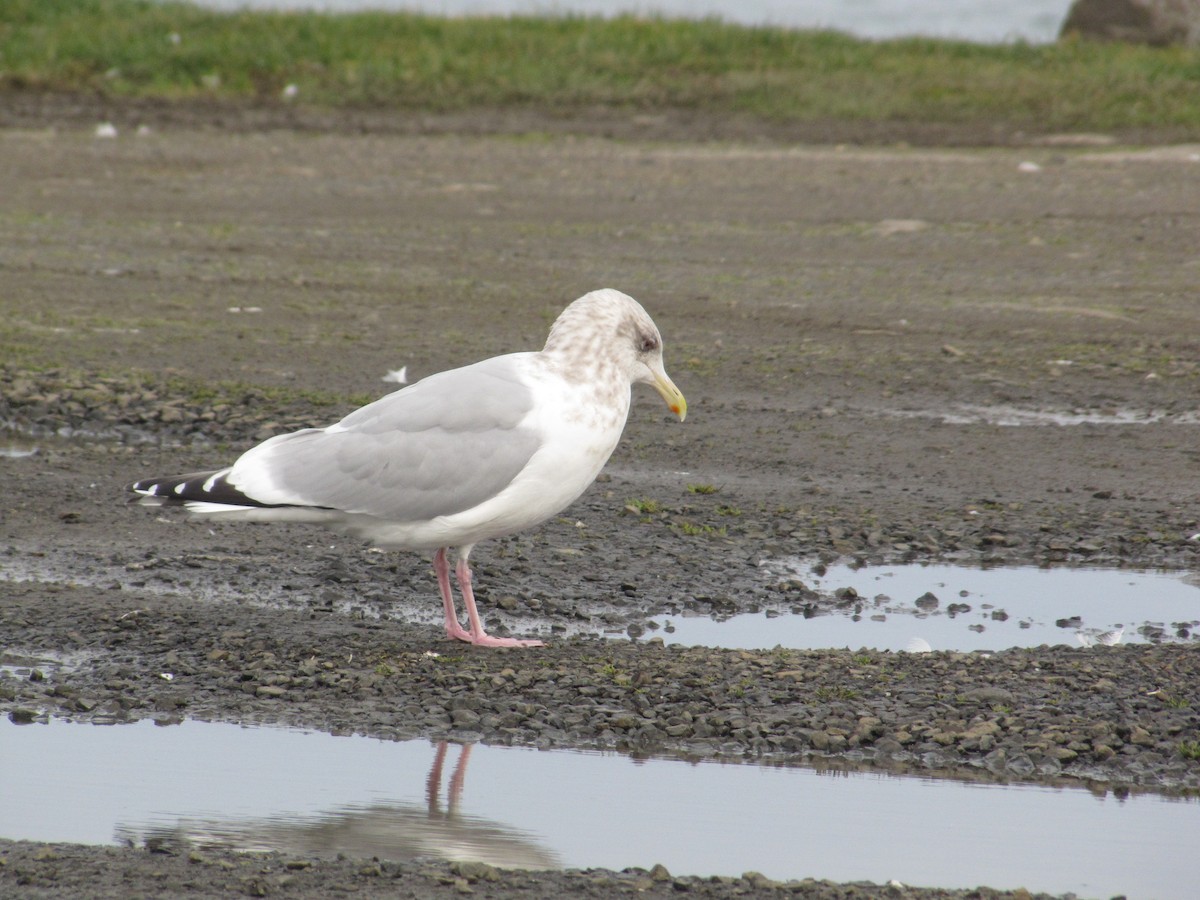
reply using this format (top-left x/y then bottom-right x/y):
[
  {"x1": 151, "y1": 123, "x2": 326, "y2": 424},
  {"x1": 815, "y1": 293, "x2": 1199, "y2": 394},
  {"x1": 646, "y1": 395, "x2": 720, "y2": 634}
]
[
  {"x1": 1156, "y1": 691, "x2": 1191, "y2": 709},
  {"x1": 4, "y1": 0, "x2": 1200, "y2": 133},
  {"x1": 676, "y1": 521, "x2": 727, "y2": 537}
]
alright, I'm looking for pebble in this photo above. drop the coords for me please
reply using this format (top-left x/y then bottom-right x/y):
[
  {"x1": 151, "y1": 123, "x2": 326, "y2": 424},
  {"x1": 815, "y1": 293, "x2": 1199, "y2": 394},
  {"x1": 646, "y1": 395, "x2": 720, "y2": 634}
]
[
  {"x1": 2, "y1": 365, "x2": 1199, "y2": 815},
  {"x1": 5, "y1": 580, "x2": 1198, "y2": 794}
]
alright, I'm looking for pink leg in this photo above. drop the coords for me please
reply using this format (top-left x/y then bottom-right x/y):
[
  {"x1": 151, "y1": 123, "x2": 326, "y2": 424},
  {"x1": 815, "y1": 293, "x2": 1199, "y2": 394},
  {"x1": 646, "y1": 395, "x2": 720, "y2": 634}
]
[
  {"x1": 426, "y1": 742, "x2": 470, "y2": 816},
  {"x1": 426, "y1": 741, "x2": 448, "y2": 812},
  {"x1": 455, "y1": 555, "x2": 544, "y2": 648},
  {"x1": 433, "y1": 548, "x2": 472, "y2": 643},
  {"x1": 447, "y1": 743, "x2": 471, "y2": 812}
]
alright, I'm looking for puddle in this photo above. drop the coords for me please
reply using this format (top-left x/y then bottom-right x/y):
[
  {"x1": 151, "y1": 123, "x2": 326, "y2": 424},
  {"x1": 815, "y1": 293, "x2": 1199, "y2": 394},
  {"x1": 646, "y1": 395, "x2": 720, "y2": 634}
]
[
  {"x1": 884, "y1": 403, "x2": 1200, "y2": 427},
  {"x1": 0, "y1": 436, "x2": 43, "y2": 460},
  {"x1": 0, "y1": 442, "x2": 39, "y2": 459},
  {"x1": 1, "y1": 417, "x2": 192, "y2": 447},
  {"x1": 0, "y1": 649, "x2": 97, "y2": 680},
  {"x1": 646, "y1": 562, "x2": 1200, "y2": 652},
  {"x1": 0, "y1": 719, "x2": 1195, "y2": 898},
  {"x1": 5, "y1": 547, "x2": 1199, "y2": 654}
]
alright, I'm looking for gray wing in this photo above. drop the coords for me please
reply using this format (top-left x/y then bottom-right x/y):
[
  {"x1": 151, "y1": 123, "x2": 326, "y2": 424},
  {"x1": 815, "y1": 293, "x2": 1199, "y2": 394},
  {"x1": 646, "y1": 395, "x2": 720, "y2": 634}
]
[{"x1": 237, "y1": 354, "x2": 542, "y2": 522}]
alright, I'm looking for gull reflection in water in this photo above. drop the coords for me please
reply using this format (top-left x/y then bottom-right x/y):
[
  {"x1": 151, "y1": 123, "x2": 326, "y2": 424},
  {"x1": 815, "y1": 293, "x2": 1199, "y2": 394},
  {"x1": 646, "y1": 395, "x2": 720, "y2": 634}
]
[{"x1": 115, "y1": 741, "x2": 559, "y2": 870}]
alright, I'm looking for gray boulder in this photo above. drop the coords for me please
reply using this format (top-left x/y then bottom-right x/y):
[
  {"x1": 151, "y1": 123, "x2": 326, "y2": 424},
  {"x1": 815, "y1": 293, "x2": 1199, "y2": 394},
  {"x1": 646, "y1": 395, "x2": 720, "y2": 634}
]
[{"x1": 1060, "y1": 0, "x2": 1200, "y2": 45}]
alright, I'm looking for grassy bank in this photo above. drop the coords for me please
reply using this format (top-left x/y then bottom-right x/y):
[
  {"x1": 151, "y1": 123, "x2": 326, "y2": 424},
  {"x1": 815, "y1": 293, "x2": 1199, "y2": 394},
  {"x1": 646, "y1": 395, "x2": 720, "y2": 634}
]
[{"x1": 2, "y1": 0, "x2": 1199, "y2": 133}]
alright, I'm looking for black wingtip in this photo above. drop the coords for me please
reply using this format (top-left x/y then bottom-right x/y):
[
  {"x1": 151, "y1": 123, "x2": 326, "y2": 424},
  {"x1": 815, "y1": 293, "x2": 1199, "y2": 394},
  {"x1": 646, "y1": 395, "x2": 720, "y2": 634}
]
[
  {"x1": 128, "y1": 471, "x2": 224, "y2": 503},
  {"x1": 128, "y1": 469, "x2": 296, "y2": 509},
  {"x1": 127, "y1": 477, "x2": 160, "y2": 495}
]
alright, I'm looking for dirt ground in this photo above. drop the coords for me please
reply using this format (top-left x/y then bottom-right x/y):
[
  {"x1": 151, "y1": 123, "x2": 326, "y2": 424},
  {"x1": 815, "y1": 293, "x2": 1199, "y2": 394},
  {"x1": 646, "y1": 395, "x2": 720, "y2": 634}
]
[{"x1": 2, "y1": 95, "x2": 1199, "y2": 897}]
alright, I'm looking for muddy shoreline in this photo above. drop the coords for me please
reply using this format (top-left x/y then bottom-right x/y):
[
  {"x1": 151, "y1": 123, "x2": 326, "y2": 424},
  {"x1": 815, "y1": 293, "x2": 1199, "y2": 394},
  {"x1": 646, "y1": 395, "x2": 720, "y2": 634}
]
[
  {"x1": 2, "y1": 95, "x2": 1199, "y2": 897},
  {"x1": 7, "y1": 89, "x2": 1200, "y2": 148}
]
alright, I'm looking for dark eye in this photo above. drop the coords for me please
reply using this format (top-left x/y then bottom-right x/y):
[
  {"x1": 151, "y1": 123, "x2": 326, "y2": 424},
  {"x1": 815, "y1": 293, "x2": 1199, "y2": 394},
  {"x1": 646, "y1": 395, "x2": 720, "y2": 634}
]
[{"x1": 639, "y1": 335, "x2": 659, "y2": 353}]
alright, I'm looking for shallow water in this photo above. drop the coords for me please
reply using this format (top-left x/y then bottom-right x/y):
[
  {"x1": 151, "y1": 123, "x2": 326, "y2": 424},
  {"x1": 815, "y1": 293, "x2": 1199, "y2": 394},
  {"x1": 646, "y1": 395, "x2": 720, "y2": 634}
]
[
  {"x1": 1, "y1": 420, "x2": 168, "y2": 446},
  {"x1": 188, "y1": 0, "x2": 1071, "y2": 44},
  {"x1": 0, "y1": 718, "x2": 1195, "y2": 898},
  {"x1": 0, "y1": 431, "x2": 48, "y2": 458},
  {"x1": 4, "y1": 545, "x2": 1197, "y2": 653},
  {"x1": 0, "y1": 649, "x2": 96, "y2": 680},
  {"x1": 645, "y1": 562, "x2": 1200, "y2": 652},
  {"x1": 885, "y1": 404, "x2": 1200, "y2": 428}
]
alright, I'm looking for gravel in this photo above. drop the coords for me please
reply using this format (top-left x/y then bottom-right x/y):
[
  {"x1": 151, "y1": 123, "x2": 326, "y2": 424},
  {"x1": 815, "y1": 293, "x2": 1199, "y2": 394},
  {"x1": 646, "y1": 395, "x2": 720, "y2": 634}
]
[
  {"x1": 0, "y1": 841, "x2": 1059, "y2": 899},
  {"x1": 4, "y1": 118, "x2": 1200, "y2": 898},
  {"x1": 3, "y1": 367, "x2": 1199, "y2": 795}
]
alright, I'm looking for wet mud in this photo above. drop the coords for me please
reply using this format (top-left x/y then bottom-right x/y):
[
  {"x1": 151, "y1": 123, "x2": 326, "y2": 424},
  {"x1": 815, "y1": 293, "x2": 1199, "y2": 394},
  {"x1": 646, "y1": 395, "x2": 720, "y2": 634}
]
[{"x1": 2, "y1": 96, "x2": 1199, "y2": 897}]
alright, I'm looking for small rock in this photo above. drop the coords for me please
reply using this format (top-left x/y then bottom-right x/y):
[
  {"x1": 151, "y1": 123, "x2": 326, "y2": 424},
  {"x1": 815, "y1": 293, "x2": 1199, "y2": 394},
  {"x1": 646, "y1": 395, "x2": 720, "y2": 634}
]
[
  {"x1": 960, "y1": 719, "x2": 1002, "y2": 739},
  {"x1": 742, "y1": 871, "x2": 779, "y2": 889},
  {"x1": 451, "y1": 860, "x2": 499, "y2": 882},
  {"x1": 915, "y1": 592, "x2": 939, "y2": 610},
  {"x1": 649, "y1": 863, "x2": 672, "y2": 882},
  {"x1": 960, "y1": 687, "x2": 1015, "y2": 705},
  {"x1": 1007, "y1": 753, "x2": 1036, "y2": 775},
  {"x1": 872, "y1": 218, "x2": 929, "y2": 236},
  {"x1": 1061, "y1": 0, "x2": 1200, "y2": 46},
  {"x1": 1129, "y1": 725, "x2": 1156, "y2": 747}
]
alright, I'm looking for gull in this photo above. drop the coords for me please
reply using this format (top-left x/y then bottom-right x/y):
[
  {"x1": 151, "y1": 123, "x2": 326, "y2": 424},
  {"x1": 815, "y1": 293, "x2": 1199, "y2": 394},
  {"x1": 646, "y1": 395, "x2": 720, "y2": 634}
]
[{"x1": 130, "y1": 289, "x2": 687, "y2": 648}]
